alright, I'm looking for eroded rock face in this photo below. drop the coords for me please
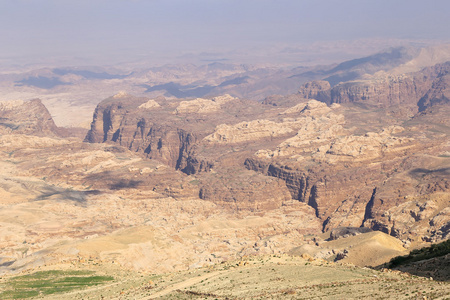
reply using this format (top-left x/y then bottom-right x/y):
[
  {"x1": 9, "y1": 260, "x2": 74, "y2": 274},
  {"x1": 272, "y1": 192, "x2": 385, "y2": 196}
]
[
  {"x1": 204, "y1": 119, "x2": 297, "y2": 144},
  {"x1": 329, "y1": 227, "x2": 373, "y2": 241},
  {"x1": 255, "y1": 102, "x2": 346, "y2": 160},
  {"x1": 84, "y1": 95, "x2": 202, "y2": 172},
  {"x1": 298, "y1": 80, "x2": 331, "y2": 102},
  {"x1": 298, "y1": 62, "x2": 450, "y2": 114},
  {"x1": 204, "y1": 100, "x2": 339, "y2": 146},
  {"x1": 245, "y1": 102, "x2": 450, "y2": 241},
  {"x1": 329, "y1": 75, "x2": 421, "y2": 109},
  {"x1": 198, "y1": 169, "x2": 292, "y2": 211},
  {"x1": 83, "y1": 94, "x2": 300, "y2": 211},
  {"x1": 362, "y1": 157, "x2": 450, "y2": 243},
  {"x1": 0, "y1": 99, "x2": 59, "y2": 136},
  {"x1": 173, "y1": 94, "x2": 235, "y2": 114},
  {"x1": 418, "y1": 70, "x2": 450, "y2": 111},
  {"x1": 0, "y1": 134, "x2": 321, "y2": 275},
  {"x1": 84, "y1": 62, "x2": 450, "y2": 246}
]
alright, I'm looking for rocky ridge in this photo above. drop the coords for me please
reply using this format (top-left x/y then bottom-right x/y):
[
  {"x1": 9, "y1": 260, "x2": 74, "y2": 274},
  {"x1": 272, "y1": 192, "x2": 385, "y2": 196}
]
[
  {"x1": 0, "y1": 132, "x2": 321, "y2": 275},
  {"x1": 0, "y1": 99, "x2": 59, "y2": 136},
  {"x1": 1, "y1": 55, "x2": 449, "y2": 280},
  {"x1": 298, "y1": 61, "x2": 450, "y2": 115},
  {"x1": 84, "y1": 61, "x2": 450, "y2": 247}
]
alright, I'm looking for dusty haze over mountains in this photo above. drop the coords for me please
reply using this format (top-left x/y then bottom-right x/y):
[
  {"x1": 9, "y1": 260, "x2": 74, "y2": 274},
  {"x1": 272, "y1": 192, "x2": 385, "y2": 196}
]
[
  {"x1": 1, "y1": 0, "x2": 449, "y2": 67},
  {"x1": 0, "y1": 1, "x2": 449, "y2": 299}
]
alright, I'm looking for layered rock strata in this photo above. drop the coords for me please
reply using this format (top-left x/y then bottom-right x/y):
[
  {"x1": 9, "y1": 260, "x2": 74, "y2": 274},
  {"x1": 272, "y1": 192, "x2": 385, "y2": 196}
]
[
  {"x1": 298, "y1": 62, "x2": 450, "y2": 114},
  {"x1": 84, "y1": 63, "x2": 450, "y2": 245},
  {"x1": 0, "y1": 99, "x2": 59, "y2": 136}
]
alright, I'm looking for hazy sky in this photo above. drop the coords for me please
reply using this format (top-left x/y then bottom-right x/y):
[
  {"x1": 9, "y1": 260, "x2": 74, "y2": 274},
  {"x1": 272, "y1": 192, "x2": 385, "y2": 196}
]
[{"x1": 1, "y1": 0, "x2": 449, "y2": 66}]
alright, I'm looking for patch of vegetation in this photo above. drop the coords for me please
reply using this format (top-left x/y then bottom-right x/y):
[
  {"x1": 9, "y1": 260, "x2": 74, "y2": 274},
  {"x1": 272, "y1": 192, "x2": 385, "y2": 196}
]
[
  {"x1": 0, "y1": 270, "x2": 114, "y2": 299},
  {"x1": 388, "y1": 239, "x2": 450, "y2": 268}
]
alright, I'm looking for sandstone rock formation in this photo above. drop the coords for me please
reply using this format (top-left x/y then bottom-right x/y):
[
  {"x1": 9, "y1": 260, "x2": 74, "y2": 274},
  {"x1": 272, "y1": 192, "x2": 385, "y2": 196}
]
[
  {"x1": 84, "y1": 67, "x2": 450, "y2": 247},
  {"x1": 1, "y1": 49, "x2": 450, "y2": 284},
  {"x1": 173, "y1": 94, "x2": 235, "y2": 114},
  {"x1": 246, "y1": 107, "x2": 449, "y2": 241},
  {"x1": 329, "y1": 227, "x2": 373, "y2": 240},
  {"x1": 204, "y1": 119, "x2": 297, "y2": 144},
  {"x1": 298, "y1": 61, "x2": 450, "y2": 115},
  {"x1": 81, "y1": 61, "x2": 450, "y2": 251},
  {"x1": 138, "y1": 99, "x2": 161, "y2": 109},
  {"x1": 0, "y1": 132, "x2": 321, "y2": 275},
  {"x1": 297, "y1": 80, "x2": 331, "y2": 102},
  {"x1": 0, "y1": 99, "x2": 59, "y2": 136}
]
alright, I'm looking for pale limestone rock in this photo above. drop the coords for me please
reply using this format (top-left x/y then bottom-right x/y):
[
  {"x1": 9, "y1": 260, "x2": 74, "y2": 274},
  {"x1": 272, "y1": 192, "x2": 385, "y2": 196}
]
[
  {"x1": 281, "y1": 99, "x2": 331, "y2": 116},
  {"x1": 0, "y1": 134, "x2": 70, "y2": 149},
  {"x1": 113, "y1": 91, "x2": 129, "y2": 99},
  {"x1": 371, "y1": 197, "x2": 449, "y2": 242},
  {"x1": 320, "y1": 125, "x2": 414, "y2": 162},
  {"x1": 59, "y1": 151, "x2": 116, "y2": 168},
  {"x1": 0, "y1": 100, "x2": 25, "y2": 111},
  {"x1": 255, "y1": 113, "x2": 413, "y2": 162},
  {"x1": 416, "y1": 201, "x2": 439, "y2": 221},
  {"x1": 173, "y1": 94, "x2": 235, "y2": 114},
  {"x1": 255, "y1": 112, "x2": 346, "y2": 158},
  {"x1": 204, "y1": 119, "x2": 297, "y2": 144},
  {"x1": 205, "y1": 100, "x2": 338, "y2": 145},
  {"x1": 138, "y1": 99, "x2": 161, "y2": 109},
  {"x1": 330, "y1": 103, "x2": 341, "y2": 109}
]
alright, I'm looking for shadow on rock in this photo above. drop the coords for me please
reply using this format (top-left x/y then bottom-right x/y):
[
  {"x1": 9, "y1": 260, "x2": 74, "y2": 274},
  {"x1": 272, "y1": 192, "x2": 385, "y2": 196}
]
[
  {"x1": 109, "y1": 179, "x2": 142, "y2": 190},
  {"x1": 409, "y1": 167, "x2": 450, "y2": 178},
  {"x1": 35, "y1": 186, "x2": 101, "y2": 205}
]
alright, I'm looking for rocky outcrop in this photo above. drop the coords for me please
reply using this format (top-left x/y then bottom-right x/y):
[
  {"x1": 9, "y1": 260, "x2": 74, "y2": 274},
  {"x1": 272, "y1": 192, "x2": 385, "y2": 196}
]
[
  {"x1": 362, "y1": 159, "x2": 450, "y2": 243},
  {"x1": 329, "y1": 227, "x2": 373, "y2": 241},
  {"x1": 245, "y1": 158, "x2": 385, "y2": 229},
  {"x1": 204, "y1": 100, "x2": 339, "y2": 146},
  {"x1": 246, "y1": 100, "x2": 449, "y2": 241},
  {"x1": 328, "y1": 75, "x2": 421, "y2": 109},
  {"x1": 138, "y1": 99, "x2": 161, "y2": 109},
  {"x1": 84, "y1": 63, "x2": 450, "y2": 245},
  {"x1": 243, "y1": 161, "x2": 317, "y2": 204},
  {"x1": 84, "y1": 94, "x2": 209, "y2": 173},
  {"x1": 203, "y1": 119, "x2": 297, "y2": 144},
  {"x1": 255, "y1": 101, "x2": 413, "y2": 164},
  {"x1": 417, "y1": 69, "x2": 450, "y2": 111},
  {"x1": 0, "y1": 99, "x2": 59, "y2": 136},
  {"x1": 198, "y1": 169, "x2": 293, "y2": 211},
  {"x1": 85, "y1": 93, "x2": 278, "y2": 174},
  {"x1": 298, "y1": 80, "x2": 331, "y2": 103},
  {"x1": 298, "y1": 62, "x2": 450, "y2": 113},
  {"x1": 173, "y1": 94, "x2": 235, "y2": 114}
]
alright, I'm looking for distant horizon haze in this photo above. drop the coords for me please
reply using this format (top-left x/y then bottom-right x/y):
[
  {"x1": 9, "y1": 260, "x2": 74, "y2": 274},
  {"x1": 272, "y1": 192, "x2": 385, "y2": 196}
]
[{"x1": 1, "y1": 0, "x2": 449, "y2": 67}]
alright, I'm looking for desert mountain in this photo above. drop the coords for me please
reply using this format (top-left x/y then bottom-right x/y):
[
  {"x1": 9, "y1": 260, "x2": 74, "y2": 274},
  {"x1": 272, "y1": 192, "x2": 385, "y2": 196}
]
[
  {"x1": 1, "y1": 44, "x2": 449, "y2": 129},
  {"x1": 0, "y1": 99, "x2": 58, "y2": 136},
  {"x1": 84, "y1": 60, "x2": 449, "y2": 248},
  {"x1": 297, "y1": 61, "x2": 450, "y2": 115},
  {"x1": 0, "y1": 47, "x2": 449, "y2": 298}
]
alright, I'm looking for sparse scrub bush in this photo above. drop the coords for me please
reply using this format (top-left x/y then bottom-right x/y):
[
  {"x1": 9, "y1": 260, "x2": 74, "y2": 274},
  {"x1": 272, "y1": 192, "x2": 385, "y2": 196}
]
[
  {"x1": 0, "y1": 270, "x2": 113, "y2": 299},
  {"x1": 388, "y1": 239, "x2": 450, "y2": 268}
]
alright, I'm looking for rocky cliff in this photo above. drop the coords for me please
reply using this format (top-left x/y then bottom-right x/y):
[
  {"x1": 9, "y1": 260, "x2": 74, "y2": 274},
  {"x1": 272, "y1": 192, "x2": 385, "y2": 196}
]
[
  {"x1": 84, "y1": 93, "x2": 206, "y2": 173},
  {"x1": 84, "y1": 63, "x2": 450, "y2": 245},
  {"x1": 0, "y1": 99, "x2": 59, "y2": 136},
  {"x1": 298, "y1": 62, "x2": 450, "y2": 114},
  {"x1": 246, "y1": 102, "x2": 450, "y2": 243}
]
